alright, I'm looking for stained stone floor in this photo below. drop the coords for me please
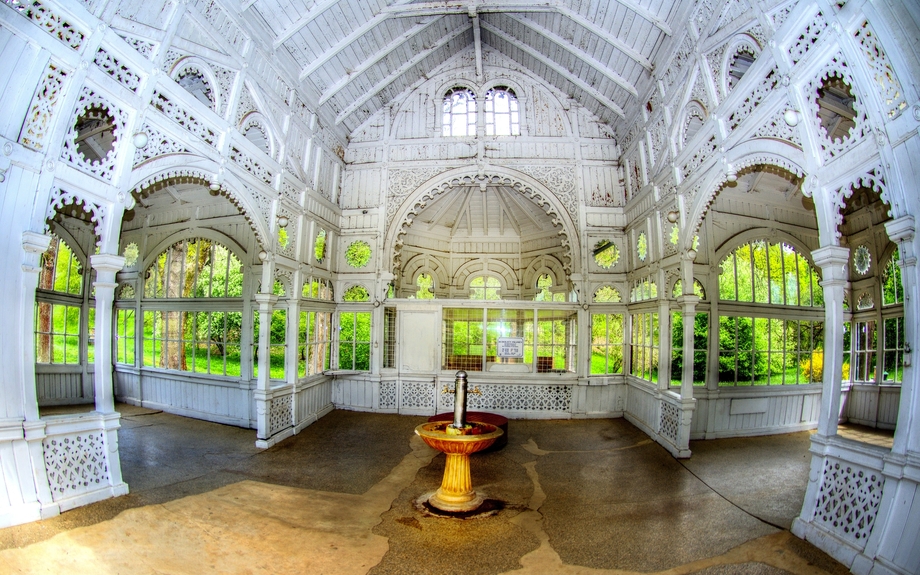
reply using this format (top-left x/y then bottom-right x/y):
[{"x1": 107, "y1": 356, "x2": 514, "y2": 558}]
[{"x1": 1, "y1": 405, "x2": 851, "y2": 575}]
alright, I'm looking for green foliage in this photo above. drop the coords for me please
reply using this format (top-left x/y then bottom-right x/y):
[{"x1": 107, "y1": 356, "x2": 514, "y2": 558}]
[
  {"x1": 345, "y1": 240, "x2": 371, "y2": 268},
  {"x1": 343, "y1": 285, "x2": 370, "y2": 302},
  {"x1": 593, "y1": 240, "x2": 619, "y2": 269},
  {"x1": 414, "y1": 273, "x2": 434, "y2": 299},
  {"x1": 314, "y1": 229, "x2": 327, "y2": 263}
]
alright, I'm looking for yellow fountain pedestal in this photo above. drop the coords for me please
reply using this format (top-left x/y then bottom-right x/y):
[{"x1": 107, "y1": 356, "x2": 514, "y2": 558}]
[{"x1": 415, "y1": 422, "x2": 504, "y2": 512}]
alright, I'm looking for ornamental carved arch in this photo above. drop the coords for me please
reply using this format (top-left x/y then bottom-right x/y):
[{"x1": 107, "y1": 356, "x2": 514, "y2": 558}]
[
  {"x1": 127, "y1": 156, "x2": 270, "y2": 250},
  {"x1": 683, "y1": 139, "x2": 808, "y2": 253},
  {"x1": 384, "y1": 166, "x2": 581, "y2": 275}
]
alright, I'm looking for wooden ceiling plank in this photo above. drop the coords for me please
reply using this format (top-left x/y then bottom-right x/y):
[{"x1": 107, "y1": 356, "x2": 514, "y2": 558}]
[
  {"x1": 273, "y1": 0, "x2": 342, "y2": 49},
  {"x1": 319, "y1": 15, "x2": 442, "y2": 105},
  {"x1": 335, "y1": 24, "x2": 470, "y2": 125},
  {"x1": 554, "y1": 5, "x2": 652, "y2": 71},
  {"x1": 297, "y1": 0, "x2": 417, "y2": 79},
  {"x1": 504, "y1": 13, "x2": 638, "y2": 97},
  {"x1": 481, "y1": 20, "x2": 626, "y2": 119}
]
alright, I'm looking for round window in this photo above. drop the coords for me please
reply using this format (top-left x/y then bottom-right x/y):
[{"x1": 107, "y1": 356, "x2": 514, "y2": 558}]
[
  {"x1": 345, "y1": 240, "x2": 371, "y2": 268},
  {"x1": 853, "y1": 244, "x2": 871, "y2": 275}
]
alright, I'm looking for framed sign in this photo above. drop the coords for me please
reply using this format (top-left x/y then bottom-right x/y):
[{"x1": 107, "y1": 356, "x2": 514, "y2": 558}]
[{"x1": 497, "y1": 337, "x2": 524, "y2": 358}]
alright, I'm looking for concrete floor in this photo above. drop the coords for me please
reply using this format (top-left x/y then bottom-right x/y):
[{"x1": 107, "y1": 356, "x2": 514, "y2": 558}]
[{"x1": 0, "y1": 405, "x2": 851, "y2": 574}]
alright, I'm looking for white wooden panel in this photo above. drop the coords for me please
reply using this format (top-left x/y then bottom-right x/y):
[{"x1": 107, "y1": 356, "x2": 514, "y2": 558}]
[
  {"x1": 399, "y1": 311, "x2": 438, "y2": 372},
  {"x1": 878, "y1": 387, "x2": 901, "y2": 429},
  {"x1": 694, "y1": 389, "x2": 821, "y2": 438},
  {"x1": 36, "y1": 372, "x2": 89, "y2": 405}
]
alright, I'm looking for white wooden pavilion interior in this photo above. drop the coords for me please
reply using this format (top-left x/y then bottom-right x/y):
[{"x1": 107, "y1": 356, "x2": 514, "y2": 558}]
[{"x1": 1, "y1": 1, "x2": 919, "y2": 573}]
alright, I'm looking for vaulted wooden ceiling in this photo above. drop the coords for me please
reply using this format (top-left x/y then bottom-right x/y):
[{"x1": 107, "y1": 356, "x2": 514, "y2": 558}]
[{"x1": 244, "y1": 0, "x2": 686, "y2": 134}]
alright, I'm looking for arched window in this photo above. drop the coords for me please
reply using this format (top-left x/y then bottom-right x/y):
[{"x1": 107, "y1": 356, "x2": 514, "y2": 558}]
[
  {"x1": 142, "y1": 238, "x2": 244, "y2": 376},
  {"x1": 593, "y1": 286, "x2": 622, "y2": 303},
  {"x1": 414, "y1": 273, "x2": 434, "y2": 299},
  {"x1": 469, "y1": 275, "x2": 501, "y2": 300},
  {"x1": 534, "y1": 274, "x2": 566, "y2": 302},
  {"x1": 35, "y1": 235, "x2": 85, "y2": 365},
  {"x1": 717, "y1": 240, "x2": 823, "y2": 386},
  {"x1": 484, "y1": 86, "x2": 519, "y2": 135},
  {"x1": 442, "y1": 87, "x2": 476, "y2": 137}
]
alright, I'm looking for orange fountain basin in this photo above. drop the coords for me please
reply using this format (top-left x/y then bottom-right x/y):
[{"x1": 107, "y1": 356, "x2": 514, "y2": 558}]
[{"x1": 415, "y1": 421, "x2": 504, "y2": 512}]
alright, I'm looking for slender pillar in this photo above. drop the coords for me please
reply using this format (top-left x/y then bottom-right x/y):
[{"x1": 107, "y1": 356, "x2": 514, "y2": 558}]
[
  {"x1": 90, "y1": 254, "x2": 125, "y2": 414},
  {"x1": 677, "y1": 294, "x2": 700, "y2": 400},
  {"x1": 254, "y1": 293, "x2": 278, "y2": 444},
  {"x1": 812, "y1": 246, "x2": 850, "y2": 438}
]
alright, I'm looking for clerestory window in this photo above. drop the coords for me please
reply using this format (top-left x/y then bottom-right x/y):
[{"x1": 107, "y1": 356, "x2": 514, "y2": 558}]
[
  {"x1": 442, "y1": 87, "x2": 477, "y2": 137},
  {"x1": 484, "y1": 87, "x2": 519, "y2": 135}
]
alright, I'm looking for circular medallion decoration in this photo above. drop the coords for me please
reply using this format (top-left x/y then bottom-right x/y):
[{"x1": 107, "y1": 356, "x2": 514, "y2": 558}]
[{"x1": 853, "y1": 244, "x2": 871, "y2": 275}]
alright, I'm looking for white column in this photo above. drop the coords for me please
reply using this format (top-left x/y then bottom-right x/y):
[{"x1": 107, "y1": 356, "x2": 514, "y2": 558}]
[
  {"x1": 812, "y1": 246, "x2": 850, "y2": 438},
  {"x1": 883, "y1": 216, "x2": 916, "y2": 456},
  {"x1": 254, "y1": 293, "x2": 278, "y2": 444},
  {"x1": 89, "y1": 254, "x2": 125, "y2": 414}
]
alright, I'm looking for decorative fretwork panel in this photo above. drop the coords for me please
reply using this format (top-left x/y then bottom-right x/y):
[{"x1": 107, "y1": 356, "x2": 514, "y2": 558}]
[
  {"x1": 815, "y1": 458, "x2": 884, "y2": 546},
  {"x1": 853, "y1": 21, "x2": 907, "y2": 120},
  {"x1": 439, "y1": 384, "x2": 573, "y2": 412},
  {"x1": 805, "y1": 55, "x2": 870, "y2": 162},
  {"x1": 43, "y1": 431, "x2": 109, "y2": 501},
  {"x1": 752, "y1": 106, "x2": 803, "y2": 147},
  {"x1": 190, "y1": 0, "x2": 247, "y2": 54},
  {"x1": 2, "y1": 0, "x2": 85, "y2": 51},
  {"x1": 681, "y1": 134, "x2": 717, "y2": 179},
  {"x1": 132, "y1": 123, "x2": 191, "y2": 167},
  {"x1": 151, "y1": 90, "x2": 219, "y2": 147},
  {"x1": 788, "y1": 11, "x2": 827, "y2": 65},
  {"x1": 118, "y1": 33, "x2": 156, "y2": 59},
  {"x1": 379, "y1": 381, "x2": 397, "y2": 409},
  {"x1": 659, "y1": 401, "x2": 680, "y2": 444},
  {"x1": 93, "y1": 48, "x2": 141, "y2": 93},
  {"x1": 727, "y1": 68, "x2": 778, "y2": 132},
  {"x1": 401, "y1": 381, "x2": 435, "y2": 409},
  {"x1": 60, "y1": 88, "x2": 126, "y2": 181},
  {"x1": 19, "y1": 61, "x2": 68, "y2": 151},
  {"x1": 230, "y1": 145, "x2": 273, "y2": 184},
  {"x1": 269, "y1": 395, "x2": 292, "y2": 435}
]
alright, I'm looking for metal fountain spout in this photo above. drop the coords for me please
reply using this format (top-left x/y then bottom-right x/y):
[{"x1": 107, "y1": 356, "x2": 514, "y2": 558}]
[{"x1": 448, "y1": 370, "x2": 481, "y2": 430}]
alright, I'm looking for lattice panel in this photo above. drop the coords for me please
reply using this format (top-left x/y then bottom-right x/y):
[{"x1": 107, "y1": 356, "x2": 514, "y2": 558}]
[
  {"x1": 269, "y1": 395, "x2": 292, "y2": 435},
  {"x1": 727, "y1": 68, "x2": 778, "y2": 132},
  {"x1": 43, "y1": 431, "x2": 109, "y2": 501},
  {"x1": 132, "y1": 123, "x2": 191, "y2": 167},
  {"x1": 19, "y1": 61, "x2": 68, "y2": 151},
  {"x1": 151, "y1": 90, "x2": 218, "y2": 147},
  {"x1": 439, "y1": 384, "x2": 573, "y2": 412},
  {"x1": 815, "y1": 458, "x2": 884, "y2": 545},
  {"x1": 659, "y1": 402, "x2": 680, "y2": 443},
  {"x1": 854, "y1": 21, "x2": 907, "y2": 120},
  {"x1": 3, "y1": 0, "x2": 85, "y2": 51},
  {"x1": 118, "y1": 33, "x2": 156, "y2": 59},
  {"x1": 230, "y1": 145, "x2": 273, "y2": 184},
  {"x1": 401, "y1": 381, "x2": 435, "y2": 409},
  {"x1": 60, "y1": 88, "x2": 126, "y2": 181},
  {"x1": 788, "y1": 11, "x2": 827, "y2": 65},
  {"x1": 681, "y1": 134, "x2": 717, "y2": 179},
  {"x1": 379, "y1": 381, "x2": 397, "y2": 409},
  {"x1": 94, "y1": 48, "x2": 141, "y2": 93}
]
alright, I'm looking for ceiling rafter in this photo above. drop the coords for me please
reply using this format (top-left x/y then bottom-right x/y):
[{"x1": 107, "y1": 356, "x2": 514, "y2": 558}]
[
  {"x1": 553, "y1": 5, "x2": 652, "y2": 71},
  {"x1": 273, "y1": 0, "x2": 342, "y2": 49},
  {"x1": 382, "y1": 1, "x2": 656, "y2": 70},
  {"x1": 319, "y1": 15, "x2": 443, "y2": 106},
  {"x1": 480, "y1": 20, "x2": 626, "y2": 120},
  {"x1": 502, "y1": 13, "x2": 638, "y2": 97},
  {"x1": 297, "y1": 0, "x2": 417, "y2": 80},
  {"x1": 335, "y1": 24, "x2": 471, "y2": 125},
  {"x1": 380, "y1": 0, "x2": 671, "y2": 36}
]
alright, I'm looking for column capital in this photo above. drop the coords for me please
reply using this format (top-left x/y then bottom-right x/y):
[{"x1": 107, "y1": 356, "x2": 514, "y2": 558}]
[
  {"x1": 676, "y1": 294, "x2": 700, "y2": 308},
  {"x1": 254, "y1": 293, "x2": 279, "y2": 306},
  {"x1": 90, "y1": 253, "x2": 126, "y2": 274},
  {"x1": 22, "y1": 231, "x2": 52, "y2": 255},
  {"x1": 812, "y1": 246, "x2": 849, "y2": 283},
  {"x1": 884, "y1": 215, "x2": 915, "y2": 244}
]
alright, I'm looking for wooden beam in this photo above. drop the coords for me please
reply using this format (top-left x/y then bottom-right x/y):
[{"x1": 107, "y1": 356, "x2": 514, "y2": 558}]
[
  {"x1": 319, "y1": 16, "x2": 442, "y2": 105},
  {"x1": 335, "y1": 24, "x2": 470, "y2": 125},
  {"x1": 480, "y1": 21, "x2": 626, "y2": 119},
  {"x1": 381, "y1": 0, "x2": 660, "y2": 72},
  {"x1": 273, "y1": 0, "x2": 342, "y2": 49},
  {"x1": 553, "y1": 5, "x2": 652, "y2": 71},
  {"x1": 504, "y1": 14, "x2": 638, "y2": 97},
  {"x1": 298, "y1": 0, "x2": 417, "y2": 79}
]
